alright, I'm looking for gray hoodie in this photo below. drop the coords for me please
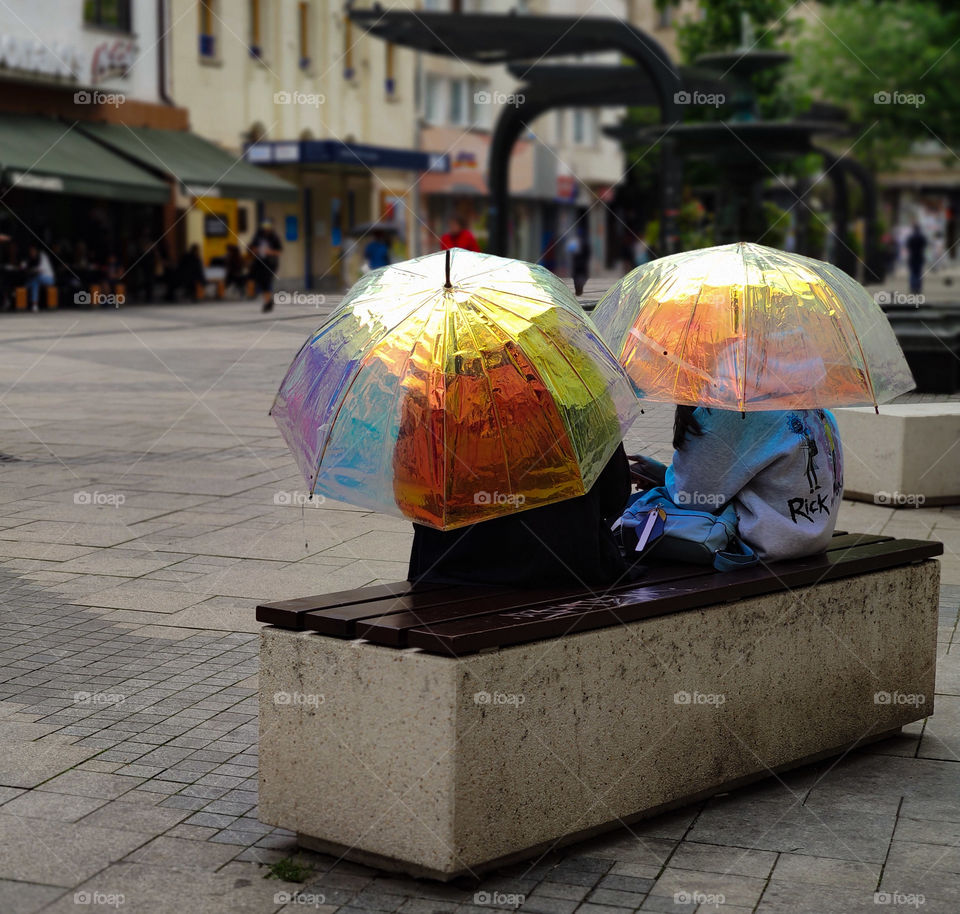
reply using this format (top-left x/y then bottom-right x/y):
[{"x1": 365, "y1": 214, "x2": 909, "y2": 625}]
[{"x1": 666, "y1": 408, "x2": 844, "y2": 561}]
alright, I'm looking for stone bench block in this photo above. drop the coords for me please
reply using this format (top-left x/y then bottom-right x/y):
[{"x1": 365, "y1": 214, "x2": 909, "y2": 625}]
[
  {"x1": 259, "y1": 561, "x2": 939, "y2": 880},
  {"x1": 836, "y1": 404, "x2": 960, "y2": 506}
]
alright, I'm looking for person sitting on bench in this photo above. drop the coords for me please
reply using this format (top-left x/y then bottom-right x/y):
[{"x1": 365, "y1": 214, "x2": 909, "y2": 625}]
[
  {"x1": 630, "y1": 406, "x2": 844, "y2": 562},
  {"x1": 407, "y1": 444, "x2": 635, "y2": 588}
]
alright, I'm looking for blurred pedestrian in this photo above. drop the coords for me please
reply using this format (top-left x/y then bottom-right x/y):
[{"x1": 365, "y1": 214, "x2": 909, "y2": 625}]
[
  {"x1": 178, "y1": 244, "x2": 206, "y2": 302},
  {"x1": 905, "y1": 223, "x2": 928, "y2": 294},
  {"x1": 22, "y1": 244, "x2": 55, "y2": 312},
  {"x1": 569, "y1": 230, "x2": 591, "y2": 296},
  {"x1": 364, "y1": 230, "x2": 391, "y2": 271},
  {"x1": 539, "y1": 233, "x2": 559, "y2": 273},
  {"x1": 224, "y1": 244, "x2": 247, "y2": 297},
  {"x1": 440, "y1": 216, "x2": 479, "y2": 252},
  {"x1": 248, "y1": 219, "x2": 283, "y2": 312}
]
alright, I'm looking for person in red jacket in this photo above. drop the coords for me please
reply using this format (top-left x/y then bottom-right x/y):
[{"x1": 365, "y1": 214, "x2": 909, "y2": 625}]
[{"x1": 440, "y1": 216, "x2": 480, "y2": 252}]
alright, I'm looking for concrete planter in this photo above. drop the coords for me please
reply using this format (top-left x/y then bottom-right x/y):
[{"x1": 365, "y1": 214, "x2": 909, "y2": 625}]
[
  {"x1": 836, "y1": 404, "x2": 960, "y2": 506},
  {"x1": 259, "y1": 561, "x2": 939, "y2": 880}
]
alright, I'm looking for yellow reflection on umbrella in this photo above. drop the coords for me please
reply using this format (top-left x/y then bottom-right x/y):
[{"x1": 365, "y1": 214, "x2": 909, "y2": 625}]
[{"x1": 271, "y1": 249, "x2": 639, "y2": 530}]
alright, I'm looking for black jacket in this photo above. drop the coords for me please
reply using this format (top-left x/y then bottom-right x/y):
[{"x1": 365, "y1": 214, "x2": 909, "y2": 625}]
[{"x1": 407, "y1": 444, "x2": 632, "y2": 588}]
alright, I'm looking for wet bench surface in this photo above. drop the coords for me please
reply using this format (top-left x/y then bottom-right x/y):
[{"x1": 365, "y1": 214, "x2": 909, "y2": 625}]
[{"x1": 257, "y1": 533, "x2": 943, "y2": 654}]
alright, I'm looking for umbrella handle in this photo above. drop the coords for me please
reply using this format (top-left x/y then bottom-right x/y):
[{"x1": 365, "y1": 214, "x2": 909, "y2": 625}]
[{"x1": 444, "y1": 249, "x2": 452, "y2": 290}]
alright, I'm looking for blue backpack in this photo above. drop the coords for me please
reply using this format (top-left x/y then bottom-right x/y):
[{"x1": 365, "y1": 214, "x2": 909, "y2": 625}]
[{"x1": 616, "y1": 486, "x2": 759, "y2": 572}]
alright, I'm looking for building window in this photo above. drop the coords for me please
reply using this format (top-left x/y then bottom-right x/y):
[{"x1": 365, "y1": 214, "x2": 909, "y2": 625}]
[
  {"x1": 385, "y1": 42, "x2": 396, "y2": 96},
  {"x1": 555, "y1": 110, "x2": 565, "y2": 144},
  {"x1": 572, "y1": 109, "x2": 596, "y2": 145},
  {"x1": 471, "y1": 79, "x2": 492, "y2": 128},
  {"x1": 198, "y1": 1, "x2": 217, "y2": 59},
  {"x1": 344, "y1": 15, "x2": 355, "y2": 79},
  {"x1": 657, "y1": 7, "x2": 672, "y2": 28},
  {"x1": 298, "y1": 2, "x2": 310, "y2": 69},
  {"x1": 84, "y1": 0, "x2": 132, "y2": 32},
  {"x1": 424, "y1": 74, "x2": 444, "y2": 124},
  {"x1": 449, "y1": 78, "x2": 468, "y2": 126}
]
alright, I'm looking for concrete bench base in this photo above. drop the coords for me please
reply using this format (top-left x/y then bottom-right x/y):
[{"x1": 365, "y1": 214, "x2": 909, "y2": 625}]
[
  {"x1": 836, "y1": 404, "x2": 960, "y2": 506},
  {"x1": 259, "y1": 561, "x2": 939, "y2": 880}
]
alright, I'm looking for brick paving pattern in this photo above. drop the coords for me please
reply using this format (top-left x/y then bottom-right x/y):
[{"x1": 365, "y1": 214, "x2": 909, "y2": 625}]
[{"x1": 1, "y1": 286, "x2": 959, "y2": 912}]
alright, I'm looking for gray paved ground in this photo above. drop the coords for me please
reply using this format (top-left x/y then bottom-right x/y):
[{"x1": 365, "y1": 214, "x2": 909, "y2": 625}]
[{"x1": 1, "y1": 284, "x2": 959, "y2": 913}]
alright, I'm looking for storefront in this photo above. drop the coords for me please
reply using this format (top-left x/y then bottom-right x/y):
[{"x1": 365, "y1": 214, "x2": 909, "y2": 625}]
[
  {"x1": 245, "y1": 139, "x2": 449, "y2": 289},
  {"x1": 75, "y1": 123, "x2": 298, "y2": 272}
]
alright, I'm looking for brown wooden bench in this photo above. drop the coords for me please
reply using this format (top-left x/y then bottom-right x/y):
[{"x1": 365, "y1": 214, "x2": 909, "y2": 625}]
[
  {"x1": 257, "y1": 533, "x2": 942, "y2": 654},
  {"x1": 258, "y1": 531, "x2": 942, "y2": 880}
]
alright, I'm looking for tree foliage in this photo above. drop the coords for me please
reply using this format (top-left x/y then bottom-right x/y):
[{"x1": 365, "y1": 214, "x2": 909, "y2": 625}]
[{"x1": 788, "y1": 0, "x2": 960, "y2": 170}]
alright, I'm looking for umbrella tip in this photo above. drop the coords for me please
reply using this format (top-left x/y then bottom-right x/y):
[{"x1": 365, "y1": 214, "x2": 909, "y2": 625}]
[{"x1": 444, "y1": 249, "x2": 452, "y2": 290}]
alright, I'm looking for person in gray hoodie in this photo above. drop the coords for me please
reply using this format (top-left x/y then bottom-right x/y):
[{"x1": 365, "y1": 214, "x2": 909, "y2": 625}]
[{"x1": 631, "y1": 405, "x2": 844, "y2": 562}]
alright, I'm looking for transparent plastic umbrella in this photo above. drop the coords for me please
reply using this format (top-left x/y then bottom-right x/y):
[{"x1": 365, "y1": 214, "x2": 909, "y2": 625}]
[
  {"x1": 592, "y1": 242, "x2": 915, "y2": 411},
  {"x1": 271, "y1": 248, "x2": 639, "y2": 530}
]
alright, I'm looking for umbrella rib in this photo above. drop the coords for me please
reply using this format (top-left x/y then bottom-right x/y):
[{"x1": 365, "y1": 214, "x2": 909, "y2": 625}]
[
  {"x1": 671, "y1": 269, "x2": 708, "y2": 404},
  {"x1": 469, "y1": 291, "x2": 592, "y2": 490},
  {"x1": 829, "y1": 269, "x2": 881, "y2": 409},
  {"x1": 452, "y1": 295, "x2": 516, "y2": 499},
  {"x1": 308, "y1": 289, "x2": 440, "y2": 489},
  {"x1": 739, "y1": 246, "x2": 749, "y2": 413}
]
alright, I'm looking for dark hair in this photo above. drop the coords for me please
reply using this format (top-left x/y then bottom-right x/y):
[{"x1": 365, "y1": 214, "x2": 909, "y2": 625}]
[{"x1": 673, "y1": 405, "x2": 705, "y2": 450}]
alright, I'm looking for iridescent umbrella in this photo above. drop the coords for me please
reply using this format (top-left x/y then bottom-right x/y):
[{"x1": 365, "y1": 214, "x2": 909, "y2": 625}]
[
  {"x1": 271, "y1": 249, "x2": 638, "y2": 530},
  {"x1": 592, "y1": 242, "x2": 915, "y2": 411}
]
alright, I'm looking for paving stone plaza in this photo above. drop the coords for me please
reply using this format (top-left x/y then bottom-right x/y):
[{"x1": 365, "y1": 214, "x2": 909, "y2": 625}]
[{"x1": 2, "y1": 287, "x2": 960, "y2": 913}]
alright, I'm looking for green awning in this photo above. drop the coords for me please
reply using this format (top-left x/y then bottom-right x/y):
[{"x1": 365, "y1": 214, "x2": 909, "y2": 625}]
[
  {"x1": 80, "y1": 123, "x2": 298, "y2": 202},
  {"x1": 0, "y1": 115, "x2": 170, "y2": 203}
]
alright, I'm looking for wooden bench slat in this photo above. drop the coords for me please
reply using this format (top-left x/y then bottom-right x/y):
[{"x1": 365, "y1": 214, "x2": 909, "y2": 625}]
[
  {"x1": 302, "y1": 585, "x2": 513, "y2": 636},
  {"x1": 404, "y1": 538, "x2": 942, "y2": 656},
  {"x1": 255, "y1": 532, "x2": 892, "y2": 632},
  {"x1": 321, "y1": 532, "x2": 893, "y2": 644},
  {"x1": 256, "y1": 580, "x2": 453, "y2": 628}
]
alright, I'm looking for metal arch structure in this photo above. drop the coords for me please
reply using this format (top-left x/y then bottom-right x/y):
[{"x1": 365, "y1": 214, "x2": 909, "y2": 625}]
[
  {"x1": 347, "y1": 8, "x2": 684, "y2": 255},
  {"x1": 488, "y1": 65, "x2": 669, "y2": 256},
  {"x1": 815, "y1": 147, "x2": 881, "y2": 282}
]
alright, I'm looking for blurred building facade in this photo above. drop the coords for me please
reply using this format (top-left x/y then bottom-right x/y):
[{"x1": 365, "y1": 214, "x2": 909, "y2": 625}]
[
  {"x1": 164, "y1": 0, "x2": 692, "y2": 287},
  {"x1": 0, "y1": 0, "x2": 187, "y2": 268}
]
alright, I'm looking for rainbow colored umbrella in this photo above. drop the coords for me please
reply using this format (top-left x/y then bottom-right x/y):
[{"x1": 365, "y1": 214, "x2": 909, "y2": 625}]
[
  {"x1": 592, "y1": 242, "x2": 915, "y2": 411},
  {"x1": 271, "y1": 249, "x2": 638, "y2": 530}
]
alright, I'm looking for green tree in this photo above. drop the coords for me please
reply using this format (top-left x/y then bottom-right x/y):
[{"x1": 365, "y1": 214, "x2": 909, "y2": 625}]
[{"x1": 789, "y1": 0, "x2": 960, "y2": 170}]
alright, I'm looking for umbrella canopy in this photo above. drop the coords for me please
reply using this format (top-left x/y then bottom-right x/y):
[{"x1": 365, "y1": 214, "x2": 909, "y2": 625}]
[
  {"x1": 271, "y1": 249, "x2": 638, "y2": 530},
  {"x1": 593, "y1": 242, "x2": 915, "y2": 411}
]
